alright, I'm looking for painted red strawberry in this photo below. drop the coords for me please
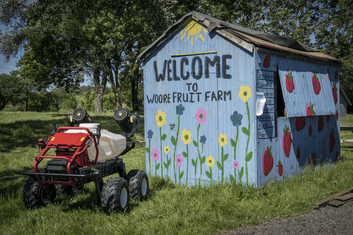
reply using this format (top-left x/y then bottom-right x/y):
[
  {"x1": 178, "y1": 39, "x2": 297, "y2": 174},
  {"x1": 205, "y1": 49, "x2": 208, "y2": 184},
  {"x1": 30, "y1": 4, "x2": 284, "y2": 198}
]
[
  {"x1": 263, "y1": 54, "x2": 271, "y2": 68},
  {"x1": 285, "y1": 71, "x2": 295, "y2": 93},
  {"x1": 329, "y1": 129, "x2": 335, "y2": 152},
  {"x1": 308, "y1": 124, "x2": 312, "y2": 136},
  {"x1": 310, "y1": 152, "x2": 317, "y2": 171},
  {"x1": 335, "y1": 110, "x2": 339, "y2": 121},
  {"x1": 335, "y1": 70, "x2": 338, "y2": 80},
  {"x1": 318, "y1": 116, "x2": 324, "y2": 133},
  {"x1": 295, "y1": 117, "x2": 305, "y2": 131},
  {"x1": 312, "y1": 73, "x2": 321, "y2": 95},
  {"x1": 282, "y1": 124, "x2": 291, "y2": 157},
  {"x1": 296, "y1": 146, "x2": 300, "y2": 159},
  {"x1": 262, "y1": 146, "x2": 274, "y2": 176},
  {"x1": 332, "y1": 82, "x2": 338, "y2": 104},
  {"x1": 277, "y1": 161, "x2": 283, "y2": 176},
  {"x1": 305, "y1": 103, "x2": 316, "y2": 116}
]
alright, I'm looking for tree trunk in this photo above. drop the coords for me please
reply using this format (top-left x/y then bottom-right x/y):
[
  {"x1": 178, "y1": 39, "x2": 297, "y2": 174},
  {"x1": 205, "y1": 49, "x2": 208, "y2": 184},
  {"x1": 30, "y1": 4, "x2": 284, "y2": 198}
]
[{"x1": 93, "y1": 68, "x2": 107, "y2": 114}]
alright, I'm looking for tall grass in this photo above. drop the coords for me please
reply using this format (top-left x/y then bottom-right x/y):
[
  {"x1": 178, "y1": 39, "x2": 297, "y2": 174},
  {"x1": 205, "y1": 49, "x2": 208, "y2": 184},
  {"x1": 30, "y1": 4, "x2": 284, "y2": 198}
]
[{"x1": 1, "y1": 111, "x2": 353, "y2": 235}]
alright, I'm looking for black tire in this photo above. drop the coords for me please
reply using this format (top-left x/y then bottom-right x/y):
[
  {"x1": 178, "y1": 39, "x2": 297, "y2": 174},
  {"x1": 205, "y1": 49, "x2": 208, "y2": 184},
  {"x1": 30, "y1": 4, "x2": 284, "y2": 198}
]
[
  {"x1": 23, "y1": 177, "x2": 56, "y2": 209},
  {"x1": 101, "y1": 177, "x2": 129, "y2": 214},
  {"x1": 128, "y1": 170, "x2": 149, "y2": 200}
]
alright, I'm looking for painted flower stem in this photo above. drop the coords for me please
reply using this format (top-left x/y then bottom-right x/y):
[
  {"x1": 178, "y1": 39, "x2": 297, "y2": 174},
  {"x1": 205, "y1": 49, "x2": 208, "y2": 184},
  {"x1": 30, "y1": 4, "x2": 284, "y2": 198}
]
[
  {"x1": 149, "y1": 138, "x2": 151, "y2": 175},
  {"x1": 173, "y1": 115, "x2": 180, "y2": 183},
  {"x1": 245, "y1": 102, "x2": 250, "y2": 187},
  {"x1": 186, "y1": 144, "x2": 189, "y2": 185},
  {"x1": 160, "y1": 127, "x2": 163, "y2": 177},
  {"x1": 197, "y1": 124, "x2": 202, "y2": 185},
  {"x1": 221, "y1": 147, "x2": 224, "y2": 183},
  {"x1": 233, "y1": 125, "x2": 239, "y2": 183}
]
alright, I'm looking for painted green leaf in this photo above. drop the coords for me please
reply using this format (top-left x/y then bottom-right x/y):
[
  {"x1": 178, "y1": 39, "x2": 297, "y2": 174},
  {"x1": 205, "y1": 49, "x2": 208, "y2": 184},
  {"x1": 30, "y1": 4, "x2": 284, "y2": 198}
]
[
  {"x1": 245, "y1": 151, "x2": 253, "y2": 162},
  {"x1": 182, "y1": 151, "x2": 188, "y2": 158},
  {"x1": 145, "y1": 148, "x2": 150, "y2": 153},
  {"x1": 192, "y1": 159, "x2": 197, "y2": 166},
  {"x1": 193, "y1": 140, "x2": 198, "y2": 147},
  {"x1": 156, "y1": 163, "x2": 160, "y2": 170},
  {"x1": 231, "y1": 138, "x2": 236, "y2": 147},
  {"x1": 179, "y1": 171, "x2": 184, "y2": 180},
  {"x1": 223, "y1": 153, "x2": 229, "y2": 161},
  {"x1": 163, "y1": 162, "x2": 169, "y2": 168},
  {"x1": 242, "y1": 127, "x2": 250, "y2": 136},
  {"x1": 167, "y1": 158, "x2": 171, "y2": 165},
  {"x1": 217, "y1": 161, "x2": 223, "y2": 170},
  {"x1": 205, "y1": 170, "x2": 211, "y2": 179},
  {"x1": 201, "y1": 156, "x2": 206, "y2": 164},
  {"x1": 230, "y1": 174, "x2": 235, "y2": 182},
  {"x1": 161, "y1": 134, "x2": 167, "y2": 140},
  {"x1": 239, "y1": 167, "x2": 244, "y2": 179},
  {"x1": 171, "y1": 136, "x2": 176, "y2": 146}
]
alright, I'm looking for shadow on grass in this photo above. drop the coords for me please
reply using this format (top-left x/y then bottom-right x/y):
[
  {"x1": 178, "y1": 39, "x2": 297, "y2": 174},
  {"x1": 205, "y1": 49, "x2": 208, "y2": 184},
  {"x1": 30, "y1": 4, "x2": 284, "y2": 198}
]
[{"x1": 0, "y1": 167, "x2": 33, "y2": 198}]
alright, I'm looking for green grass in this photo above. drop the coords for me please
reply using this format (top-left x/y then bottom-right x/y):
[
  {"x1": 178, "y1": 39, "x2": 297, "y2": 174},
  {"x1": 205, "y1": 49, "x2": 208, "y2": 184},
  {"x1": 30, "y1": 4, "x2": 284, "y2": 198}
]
[{"x1": 1, "y1": 111, "x2": 353, "y2": 235}]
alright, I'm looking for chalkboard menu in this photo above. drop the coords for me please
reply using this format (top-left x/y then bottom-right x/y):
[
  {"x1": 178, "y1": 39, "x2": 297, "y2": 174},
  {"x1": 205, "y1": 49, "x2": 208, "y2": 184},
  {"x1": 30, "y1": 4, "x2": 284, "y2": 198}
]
[{"x1": 257, "y1": 70, "x2": 276, "y2": 138}]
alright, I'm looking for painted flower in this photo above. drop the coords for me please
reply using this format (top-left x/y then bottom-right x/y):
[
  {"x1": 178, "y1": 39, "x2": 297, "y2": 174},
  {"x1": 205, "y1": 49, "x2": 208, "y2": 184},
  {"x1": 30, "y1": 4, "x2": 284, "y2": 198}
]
[
  {"x1": 238, "y1": 85, "x2": 252, "y2": 102},
  {"x1": 176, "y1": 104, "x2": 185, "y2": 115},
  {"x1": 175, "y1": 154, "x2": 183, "y2": 167},
  {"x1": 233, "y1": 160, "x2": 239, "y2": 169},
  {"x1": 230, "y1": 111, "x2": 243, "y2": 126},
  {"x1": 147, "y1": 130, "x2": 153, "y2": 139},
  {"x1": 218, "y1": 133, "x2": 228, "y2": 147},
  {"x1": 200, "y1": 135, "x2": 207, "y2": 144},
  {"x1": 155, "y1": 110, "x2": 166, "y2": 127},
  {"x1": 181, "y1": 129, "x2": 192, "y2": 145},
  {"x1": 164, "y1": 146, "x2": 170, "y2": 154},
  {"x1": 195, "y1": 108, "x2": 207, "y2": 124},
  {"x1": 151, "y1": 148, "x2": 160, "y2": 161},
  {"x1": 206, "y1": 156, "x2": 215, "y2": 167}
]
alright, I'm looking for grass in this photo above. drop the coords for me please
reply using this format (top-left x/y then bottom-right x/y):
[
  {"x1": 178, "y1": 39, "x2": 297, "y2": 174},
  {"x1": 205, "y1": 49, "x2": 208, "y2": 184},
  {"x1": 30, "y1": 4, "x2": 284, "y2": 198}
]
[{"x1": 1, "y1": 111, "x2": 353, "y2": 235}]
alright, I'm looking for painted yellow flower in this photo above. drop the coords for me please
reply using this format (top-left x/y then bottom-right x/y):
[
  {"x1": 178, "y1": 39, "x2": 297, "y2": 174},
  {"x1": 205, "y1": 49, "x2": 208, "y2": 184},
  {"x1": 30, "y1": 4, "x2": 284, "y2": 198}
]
[
  {"x1": 206, "y1": 156, "x2": 215, "y2": 167},
  {"x1": 238, "y1": 85, "x2": 252, "y2": 102},
  {"x1": 180, "y1": 129, "x2": 192, "y2": 145},
  {"x1": 155, "y1": 110, "x2": 166, "y2": 127},
  {"x1": 164, "y1": 146, "x2": 170, "y2": 154},
  {"x1": 218, "y1": 133, "x2": 228, "y2": 147}
]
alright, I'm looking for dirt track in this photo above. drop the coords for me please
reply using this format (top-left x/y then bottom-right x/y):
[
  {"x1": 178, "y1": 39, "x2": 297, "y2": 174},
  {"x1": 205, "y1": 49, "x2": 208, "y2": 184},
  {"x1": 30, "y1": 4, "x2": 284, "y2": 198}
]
[{"x1": 216, "y1": 201, "x2": 353, "y2": 235}]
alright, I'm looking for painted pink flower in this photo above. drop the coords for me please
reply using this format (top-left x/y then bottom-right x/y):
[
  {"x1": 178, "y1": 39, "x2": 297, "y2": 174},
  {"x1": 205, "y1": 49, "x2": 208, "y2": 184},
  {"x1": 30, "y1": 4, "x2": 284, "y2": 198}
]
[
  {"x1": 233, "y1": 160, "x2": 239, "y2": 169},
  {"x1": 195, "y1": 108, "x2": 207, "y2": 124},
  {"x1": 151, "y1": 148, "x2": 160, "y2": 161},
  {"x1": 175, "y1": 154, "x2": 183, "y2": 167}
]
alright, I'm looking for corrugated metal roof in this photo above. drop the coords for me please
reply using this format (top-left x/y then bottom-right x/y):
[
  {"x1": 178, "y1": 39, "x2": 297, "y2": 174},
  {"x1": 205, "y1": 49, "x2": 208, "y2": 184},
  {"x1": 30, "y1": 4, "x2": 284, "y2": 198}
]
[{"x1": 138, "y1": 11, "x2": 342, "y2": 65}]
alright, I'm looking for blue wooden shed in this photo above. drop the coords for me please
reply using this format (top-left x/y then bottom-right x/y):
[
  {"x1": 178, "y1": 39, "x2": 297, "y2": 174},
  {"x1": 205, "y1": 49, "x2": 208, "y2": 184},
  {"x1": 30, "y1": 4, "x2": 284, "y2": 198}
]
[{"x1": 138, "y1": 11, "x2": 342, "y2": 187}]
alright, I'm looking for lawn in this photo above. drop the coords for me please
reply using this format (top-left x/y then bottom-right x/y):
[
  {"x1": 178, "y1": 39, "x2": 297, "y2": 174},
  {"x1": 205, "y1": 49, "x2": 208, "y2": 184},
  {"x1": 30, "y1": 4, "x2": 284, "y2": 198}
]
[{"x1": 1, "y1": 111, "x2": 353, "y2": 235}]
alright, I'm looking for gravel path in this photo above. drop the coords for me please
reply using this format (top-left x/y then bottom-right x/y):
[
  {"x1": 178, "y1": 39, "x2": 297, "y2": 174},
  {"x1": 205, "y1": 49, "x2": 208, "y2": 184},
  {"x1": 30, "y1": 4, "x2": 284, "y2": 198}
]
[{"x1": 216, "y1": 201, "x2": 353, "y2": 235}]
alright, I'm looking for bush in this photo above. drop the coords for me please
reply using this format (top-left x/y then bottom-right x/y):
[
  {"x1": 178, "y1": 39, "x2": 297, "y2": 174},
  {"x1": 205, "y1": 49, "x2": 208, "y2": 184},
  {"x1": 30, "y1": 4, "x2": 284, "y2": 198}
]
[{"x1": 60, "y1": 93, "x2": 78, "y2": 111}]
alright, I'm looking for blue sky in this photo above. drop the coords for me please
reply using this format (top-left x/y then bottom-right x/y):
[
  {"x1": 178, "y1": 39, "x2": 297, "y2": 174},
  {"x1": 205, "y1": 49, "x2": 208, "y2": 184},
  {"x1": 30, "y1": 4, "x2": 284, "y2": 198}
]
[{"x1": 0, "y1": 24, "x2": 23, "y2": 74}]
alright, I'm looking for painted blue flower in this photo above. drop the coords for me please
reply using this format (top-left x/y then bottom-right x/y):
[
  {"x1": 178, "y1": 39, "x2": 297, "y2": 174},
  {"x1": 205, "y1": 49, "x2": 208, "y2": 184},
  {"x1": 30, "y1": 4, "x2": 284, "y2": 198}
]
[
  {"x1": 147, "y1": 130, "x2": 153, "y2": 139},
  {"x1": 176, "y1": 104, "x2": 185, "y2": 115},
  {"x1": 200, "y1": 135, "x2": 207, "y2": 144},
  {"x1": 230, "y1": 111, "x2": 243, "y2": 126}
]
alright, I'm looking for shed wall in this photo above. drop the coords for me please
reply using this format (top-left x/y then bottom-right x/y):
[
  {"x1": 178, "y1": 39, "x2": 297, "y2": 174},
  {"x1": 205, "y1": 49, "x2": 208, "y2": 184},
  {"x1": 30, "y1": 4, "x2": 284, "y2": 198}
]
[{"x1": 143, "y1": 20, "x2": 256, "y2": 186}]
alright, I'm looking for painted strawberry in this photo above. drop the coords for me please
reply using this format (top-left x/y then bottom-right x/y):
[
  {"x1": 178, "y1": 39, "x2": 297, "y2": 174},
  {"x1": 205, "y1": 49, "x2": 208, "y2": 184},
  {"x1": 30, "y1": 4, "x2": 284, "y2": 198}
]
[
  {"x1": 309, "y1": 124, "x2": 312, "y2": 136},
  {"x1": 310, "y1": 152, "x2": 317, "y2": 171},
  {"x1": 329, "y1": 129, "x2": 335, "y2": 152},
  {"x1": 282, "y1": 124, "x2": 291, "y2": 157},
  {"x1": 263, "y1": 54, "x2": 271, "y2": 68},
  {"x1": 295, "y1": 117, "x2": 306, "y2": 131},
  {"x1": 296, "y1": 146, "x2": 300, "y2": 159},
  {"x1": 277, "y1": 161, "x2": 283, "y2": 176},
  {"x1": 312, "y1": 73, "x2": 321, "y2": 95},
  {"x1": 318, "y1": 116, "x2": 324, "y2": 133},
  {"x1": 332, "y1": 82, "x2": 338, "y2": 104},
  {"x1": 305, "y1": 103, "x2": 316, "y2": 116},
  {"x1": 262, "y1": 146, "x2": 274, "y2": 176},
  {"x1": 335, "y1": 110, "x2": 339, "y2": 121},
  {"x1": 326, "y1": 114, "x2": 330, "y2": 122},
  {"x1": 285, "y1": 71, "x2": 295, "y2": 93},
  {"x1": 335, "y1": 70, "x2": 338, "y2": 80}
]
